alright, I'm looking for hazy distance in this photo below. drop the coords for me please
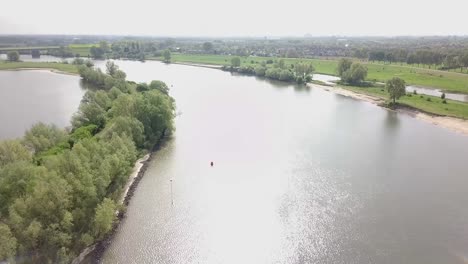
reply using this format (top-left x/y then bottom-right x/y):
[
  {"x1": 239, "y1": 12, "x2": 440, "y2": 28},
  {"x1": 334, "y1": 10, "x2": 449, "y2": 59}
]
[{"x1": 1, "y1": 0, "x2": 468, "y2": 37}]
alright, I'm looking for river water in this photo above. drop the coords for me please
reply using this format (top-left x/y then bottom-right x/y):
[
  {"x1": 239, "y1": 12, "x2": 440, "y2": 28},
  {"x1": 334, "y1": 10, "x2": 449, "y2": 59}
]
[
  {"x1": 86, "y1": 60, "x2": 468, "y2": 264},
  {"x1": 0, "y1": 70, "x2": 84, "y2": 140}
]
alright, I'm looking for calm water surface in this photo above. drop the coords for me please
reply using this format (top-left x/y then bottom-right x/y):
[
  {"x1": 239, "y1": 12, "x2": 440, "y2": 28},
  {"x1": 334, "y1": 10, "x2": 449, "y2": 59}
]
[
  {"x1": 0, "y1": 70, "x2": 84, "y2": 139},
  {"x1": 91, "y1": 60, "x2": 468, "y2": 264},
  {"x1": 0, "y1": 54, "x2": 71, "y2": 62}
]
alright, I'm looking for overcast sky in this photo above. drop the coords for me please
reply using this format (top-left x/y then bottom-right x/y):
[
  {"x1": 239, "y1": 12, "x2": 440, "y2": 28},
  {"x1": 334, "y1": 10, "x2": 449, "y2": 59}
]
[{"x1": 1, "y1": 0, "x2": 467, "y2": 36}]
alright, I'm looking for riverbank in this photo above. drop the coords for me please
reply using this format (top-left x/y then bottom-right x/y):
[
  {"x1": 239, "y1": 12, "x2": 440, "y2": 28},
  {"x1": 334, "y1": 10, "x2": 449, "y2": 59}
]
[
  {"x1": 310, "y1": 83, "x2": 468, "y2": 136},
  {"x1": 71, "y1": 154, "x2": 150, "y2": 264},
  {"x1": 74, "y1": 132, "x2": 168, "y2": 264},
  {"x1": 0, "y1": 61, "x2": 78, "y2": 74},
  {"x1": 149, "y1": 53, "x2": 468, "y2": 93}
]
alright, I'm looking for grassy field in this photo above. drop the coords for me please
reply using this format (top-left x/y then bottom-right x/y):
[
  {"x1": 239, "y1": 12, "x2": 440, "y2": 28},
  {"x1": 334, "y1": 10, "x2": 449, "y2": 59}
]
[
  {"x1": 151, "y1": 53, "x2": 468, "y2": 94},
  {"x1": 0, "y1": 46, "x2": 61, "y2": 51},
  {"x1": 342, "y1": 86, "x2": 468, "y2": 119},
  {"x1": 69, "y1": 44, "x2": 94, "y2": 57},
  {"x1": 0, "y1": 44, "x2": 94, "y2": 57},
  {"x1": 0, "y1": 61, "x2": 78, "y2": 74}
]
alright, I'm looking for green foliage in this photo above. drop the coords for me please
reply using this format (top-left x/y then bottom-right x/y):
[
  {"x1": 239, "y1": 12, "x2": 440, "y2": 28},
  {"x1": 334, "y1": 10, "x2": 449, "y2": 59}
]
[
  {"x1": 7, "y1": 51, "x2": 20, "y2": 62},
  {"x1": 106, "y1": 61, "x2": 118, "y2": 76},
  {"x1": 163, "y1": 49, "x2": 171, "y2": 63},
  {"x1": 149, "y1": 80, "x2": 169, "y2": 95},
  {"x1": 136, "y1": 83, "x2": 149, "y2": 92},
  {"x1": 93, "y1": 198, "x2": 116, "y2": 239},
  {"x1": 254, "y1": 66, "x2": 267, "y2": 76},
  {"x1": 72, "y1": 93, "x2": 108, "y2": 130},
  {"x1": 279, "y1": 69, "x2": 295, "y2": 82},
  {"x1": 0, "y1": 67, "x2": 175, "y2": 262},
  {"x1": 238, "y1": 65, "x2": 255, "y2": 74},
  {"x1": 0, "y1": 223, "x2": 17, "y2": 260},
  {"x1": 72, "y1": 58, "x2": 85, "y2": 65},
  {"x1": 23, "y1": 123, "x2": 68, "y2": 154},
  {"x1": 202, "y1": 42, "x2": 214, "y2": 52},
  {"x1": 337, "y1": 58, "x2": 352, "y2": 77},
  {"x1": 70, "y1": 124, "x2": 98, "y2": 145},
  {"x1": 90, "y1": 46, "x2": 105, "y2": 59},
  {"x1": 0, "y1": 140, "x2": 31, "y2": 166},
  {"x1": 100, "y1": 116, "x2": 145, "y2": 147},
  {"x1": 386, "y1": 77, "x2": 406, "y2": 103},
  {"x1": 231, "y1": 57, "x2": 241, "y2": 68},
  {"x1": 294, "y1": 63, "x2": 314, "y2": 82},
  {"x1": 339, "y1": 61, "x2": 368, "y2": 85}
]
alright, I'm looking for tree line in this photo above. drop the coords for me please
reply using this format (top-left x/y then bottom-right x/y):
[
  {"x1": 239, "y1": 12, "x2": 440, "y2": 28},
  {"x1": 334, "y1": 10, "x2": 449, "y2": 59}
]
[
  {"x1": 222, "y1": 57, "x2": 315, "y2": 84},
  {"x1": 0, "y1": 62, "x2": 175, "y2": 262}
]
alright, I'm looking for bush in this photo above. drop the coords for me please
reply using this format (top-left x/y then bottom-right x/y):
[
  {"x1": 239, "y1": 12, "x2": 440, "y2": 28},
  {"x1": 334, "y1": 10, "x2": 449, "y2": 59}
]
[
  {"x1": 279, "y1": 70, "x2": 295, "y2": 82},
  {"x1": 254, "y1": 66, "x2": 267, "y2": 76},
  {"x1": 72, "y1": 58, "x2": 85, "y2": 65},
  {"x1": 441, "y1": 92, "x2": 446, "y2": 99},
  {"x1": 413, "y1": 90, "x2": 417, "y2": 95},
  {"x1": 238, "y1": 65, "x2": 255, "y2": 74},
  {"x1": 442, "y1": 99, "x2": 447, "y2": 104},
  {"x1": 426, "y1": 97, "x2": 432, "y2": 102}
]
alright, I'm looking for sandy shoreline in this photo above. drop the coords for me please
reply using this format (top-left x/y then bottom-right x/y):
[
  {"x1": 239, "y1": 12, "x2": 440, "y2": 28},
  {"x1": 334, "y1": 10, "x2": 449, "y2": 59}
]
[
  {"x1": 309, "y1": 83, "x2": 468, "y2": 136},
  {"x1": 120, "y1": 154, "x2": 150, "y2": 204}
]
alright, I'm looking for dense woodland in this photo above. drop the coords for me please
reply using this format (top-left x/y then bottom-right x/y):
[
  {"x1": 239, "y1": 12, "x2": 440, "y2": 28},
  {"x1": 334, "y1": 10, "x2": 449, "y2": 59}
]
[{"x1": 0, "y1": 62, "x2": 175, "y2": 263}]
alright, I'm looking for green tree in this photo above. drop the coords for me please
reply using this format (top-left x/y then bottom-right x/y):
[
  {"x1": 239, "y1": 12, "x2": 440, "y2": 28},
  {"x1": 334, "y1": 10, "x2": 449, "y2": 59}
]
[
  {"x1": 386, "y1": 77, "x2": 406, "y2": 104},
  {"x1": 0, "y1": 223, "x2": 17, "y2": 260},
  {"x1": 163, "y1": 49, "x2": 171, "y2": 63},
  {"x1": 231, "y1": 57, "x2": 241, "y2": 68},
  {"x1": 7, "y1": 51, "x2": 20, "y2": 62},
  {"x1": 93, "y1": 198, "x2": 116, "y2": 239},
  {"x1": 100, "y1": 116, "x2": 145, "y2": 147},
  {"x1": 294, "y1": 63, "x2": 315, "y2": 82},
  {"x1": 149, "y1": 80, "x2": 169, "y2": 95},
  {"x1": 106, "y1": 61, "x2": 118, "y2": 77},
  {"x1": 99, "y1": 41, "x2": 110, "y2": 53},
  {"x1": 346, "y1": 63, "x2": 368, "y2": 84},
  {"x1": 278, "y1": 59, "x2": 285, "y2": 69},
  {"x1": 202, "y1": 42, "x2": 214, "y2": 53},
  {"x1": 90, "y1": 47, "x2": 105, "y2": 59},
  {"x1": 23, "y1": 123, "x2": 68, "y2": 154},
  {"x1": 0, "y1": 140, "x2": 31, "y2": 166},
  {"x1": 337, "y1": 58, "x2": 352, "y2": 77},
  {"x1": 71, "y1": 94, "x2": 107, "y2": 129}
]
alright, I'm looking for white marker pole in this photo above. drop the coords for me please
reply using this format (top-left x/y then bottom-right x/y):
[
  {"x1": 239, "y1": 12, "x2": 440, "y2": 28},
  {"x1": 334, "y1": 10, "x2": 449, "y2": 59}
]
[{"x1": 170, "y1": 179, "x2": 173, "y2": 206}]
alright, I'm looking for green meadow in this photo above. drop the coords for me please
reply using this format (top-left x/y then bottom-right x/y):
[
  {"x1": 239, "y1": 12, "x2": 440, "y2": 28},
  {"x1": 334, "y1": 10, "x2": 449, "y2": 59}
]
[
  {"x1": 0, "y1": 61, "x2": 78, "y2": 74},
  {"x1": 69, "y1": 44, "x2": 94, "y2": 57},
  {"x1": 343, "y1": 86, "x2": 468, "y2": 119},
  {"x1": 151, "y1": 53, "x2": 468, "y2": 94}
]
